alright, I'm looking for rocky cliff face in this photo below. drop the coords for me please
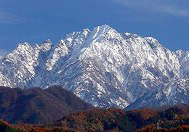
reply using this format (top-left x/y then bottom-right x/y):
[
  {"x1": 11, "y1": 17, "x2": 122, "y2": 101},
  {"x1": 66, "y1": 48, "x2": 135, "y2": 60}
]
[{"x1": 0, "y1": 25, "x2": 188, "y2": 108}]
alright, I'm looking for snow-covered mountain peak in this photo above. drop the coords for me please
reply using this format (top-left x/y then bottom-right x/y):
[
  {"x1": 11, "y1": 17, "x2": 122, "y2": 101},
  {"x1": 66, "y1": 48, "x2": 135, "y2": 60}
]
[
  {"x1": 15, "y1": 42, "x2": 33, "y2": 51},
  {"x1": 39, "y1": 39, "x2": 52, "y2": 52},
  {"x1": 4, "y1": 42, "x2": 35, "y2": 63},
  {"x1": 144, "y1": 37, "x2": 162, "y2": 49},
  {"x1": 45, "y1": 39, "x2": 69, "y2": 71},
  {"x1": 175, "y1": 50, "x2": 189, "y2": 58},
  {"x1": 145, "y1": 37, "x2": 159, "y2": 44},
  {"x1": 82, "y1": 28, "x2": 90, "y2": 36},
  {"x1": 0, "y1": 25, "x2": 189, "y2": 109},
  {"x1": 96, "y1": 24, "x2": 112, "y2": 31},
  {"x1": 88, "y1": 25, "x2": 120, "y2": 42}
]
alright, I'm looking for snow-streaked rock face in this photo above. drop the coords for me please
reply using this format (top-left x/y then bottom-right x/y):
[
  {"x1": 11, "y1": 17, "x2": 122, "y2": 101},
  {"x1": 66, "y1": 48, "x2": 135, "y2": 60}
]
[
  {"x1": 126, "y1": 78, "x2": 189, "y2": 110},
  {"x1": 0, "y1": 25, "x2": 188, "y2": 108}
]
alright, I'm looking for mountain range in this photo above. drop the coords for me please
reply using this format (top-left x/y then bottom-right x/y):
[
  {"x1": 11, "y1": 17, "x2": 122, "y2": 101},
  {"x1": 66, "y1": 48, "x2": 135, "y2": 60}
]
[{"x1": 0, "y1": 25, "x2": 189, "y2": 109}]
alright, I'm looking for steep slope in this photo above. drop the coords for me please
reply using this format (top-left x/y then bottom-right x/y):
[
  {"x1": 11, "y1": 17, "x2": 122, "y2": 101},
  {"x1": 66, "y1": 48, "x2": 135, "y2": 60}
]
[
  {"x1": 176, "y1": 50, "x2": 189, "y2": 78},
  {"x1": 127, "y1": 79, "x2": 189, "y2": 110},
  {"x1": 0, "y1": 40, "x2": 52, "y2": 88},
  {"x1": 0, "y1": 25, "x2": 188, "y2": 108},
  {"x1": 0, "y1": 86, "x2": 93, "y2": 124}
]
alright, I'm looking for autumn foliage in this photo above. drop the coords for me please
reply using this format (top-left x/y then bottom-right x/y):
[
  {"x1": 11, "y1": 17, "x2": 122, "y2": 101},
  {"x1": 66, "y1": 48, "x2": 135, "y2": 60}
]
[{"x1": 1, "y1": 105, "x2": 189, "y2": 132}]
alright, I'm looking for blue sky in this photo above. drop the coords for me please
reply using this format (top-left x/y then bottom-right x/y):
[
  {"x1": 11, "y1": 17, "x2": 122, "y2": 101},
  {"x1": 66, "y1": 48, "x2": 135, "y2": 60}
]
[{"x1": 0, "y1": 0, "x2": 189, "y2": 56}]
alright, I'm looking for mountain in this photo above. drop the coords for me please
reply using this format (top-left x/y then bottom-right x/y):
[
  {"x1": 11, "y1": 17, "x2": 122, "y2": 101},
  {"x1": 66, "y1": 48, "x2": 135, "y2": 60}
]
[
  {"x1": 0, "y1": 25, "x2": 189, "y2": 108},
  {"x1": 126, "y1": 79, "x2": 189, "y2": 110},
  {"x1": 0, "y1": 86, "x2": 93, "y2": 124},
  {"x1": 1, "y1": 105, "x2": 189, "y2": 132}
]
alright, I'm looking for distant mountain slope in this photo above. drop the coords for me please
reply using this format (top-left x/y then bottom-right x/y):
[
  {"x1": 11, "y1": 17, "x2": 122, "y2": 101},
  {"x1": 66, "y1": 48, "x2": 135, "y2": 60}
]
[
  {"x1": 0, "y1": 86, "x2": 93, "y2": 124},
  {"x1": 0, "y1": 25, "x2": 189, "y2": 108},
  {"x1": 126, "y1": 79, "x2": 189, "y2": 110},
  {"x1": 1, "y1": 105, "x2": 189, "y2": 132}
]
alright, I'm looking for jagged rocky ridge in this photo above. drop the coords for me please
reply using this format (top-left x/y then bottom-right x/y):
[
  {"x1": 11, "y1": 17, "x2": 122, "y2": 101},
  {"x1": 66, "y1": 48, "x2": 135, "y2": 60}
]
[{"x1": 0, "y1": 25, "x2": 189, "y2": 109}]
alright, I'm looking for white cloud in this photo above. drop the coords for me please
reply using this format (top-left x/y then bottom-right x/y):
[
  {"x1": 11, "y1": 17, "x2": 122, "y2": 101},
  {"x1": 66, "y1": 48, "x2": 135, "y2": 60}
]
[
  {"x1": 111, "y1": 0, "x2": 189, "y2": 17},
  {"x1": 0, "y1": 10, "x2": 32, "y2": 24}
]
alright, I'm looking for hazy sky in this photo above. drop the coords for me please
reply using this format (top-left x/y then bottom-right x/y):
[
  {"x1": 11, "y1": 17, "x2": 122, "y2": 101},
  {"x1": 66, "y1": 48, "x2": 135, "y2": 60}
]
[{"x1": 0, "y1": 0, "x2": 189, "y2": 55}]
